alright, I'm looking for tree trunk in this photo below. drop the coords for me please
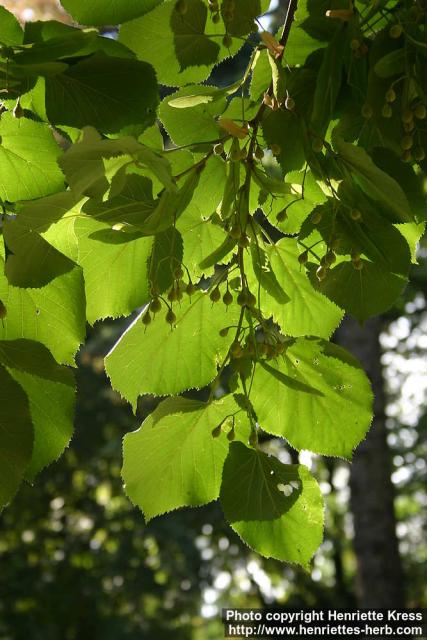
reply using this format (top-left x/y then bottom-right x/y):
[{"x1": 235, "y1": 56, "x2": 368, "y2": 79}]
[{"x1": 336, "y1": 316, "x2": 405, "y2": 607}]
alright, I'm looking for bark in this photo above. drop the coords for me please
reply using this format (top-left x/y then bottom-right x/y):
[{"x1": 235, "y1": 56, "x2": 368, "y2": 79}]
[
  {"x1": 335, "y1": 316, "x2": 405, "y2": 607},
  {"x1": 325, "y1": 460, "x2": 353, "y2": 605}
]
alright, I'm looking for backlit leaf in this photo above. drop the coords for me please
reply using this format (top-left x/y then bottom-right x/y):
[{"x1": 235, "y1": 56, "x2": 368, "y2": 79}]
[
  {"x1": 105, "y1": 289, "x2": 241, "y2": 407},
  {"x1": 247, "y1": 239, "x2": 343, "y2": 338},
  {"x1": 220, "y1": 442, "x2": 323, "y2": 567},
  {"x1": 0, "y1": 339, "x2": 75, "y2": 481},
  {"x1": 119, "y1": 0, "x2": 241, "y2": 86},
  {"x1": 315, "y1": 260, "x2": 408, "y2": 322},
  {"x1": 59, "y1": 0, "x2": 162, "y2": 26},
  {"x1": 0, "y1": 114, "x2": 64, "y2": 202},
  {"x1": 250, "y1": 337, "x2": 373, "y2": 458},
  {"x1": 0, "y1": 251, "x2": 85, "y2": 366},
  {"x1": 123, "y1": 396, "x2": 246, "y2": 520},
  {"x1": 0, "y1": 364, "x2": 32, "y2": 508},
  {"x1": 0, "y1": 6, "x2": 24, "y2": 46}
]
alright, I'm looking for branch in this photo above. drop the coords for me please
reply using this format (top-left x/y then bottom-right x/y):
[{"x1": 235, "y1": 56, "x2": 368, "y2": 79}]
[{"x1": 279, "y1": 0, "x2": 298, "y2": 48}]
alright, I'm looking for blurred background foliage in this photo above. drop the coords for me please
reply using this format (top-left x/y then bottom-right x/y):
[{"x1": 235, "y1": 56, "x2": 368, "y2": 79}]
[{"x1": 0, "y1": 1, "x2": 426, "y2": 638}]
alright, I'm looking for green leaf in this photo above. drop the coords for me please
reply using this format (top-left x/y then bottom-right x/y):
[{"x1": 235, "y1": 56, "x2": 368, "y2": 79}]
[
  {"x1": 310, "y1": 26, "x2": 346, "y2": 136},
  {"x1": 159, "y1": 85, "x2": 225, "y2": 146},
  {"x1": 168, "y1": 94, "x2": 216, "y2": 109},
  {"x1": 333, "y1": 137, "x2": 413, "y2": 222},
  {"x1": 300, "y1": 0, "x2": 340, "y2": 42},
  {"x1": 105, "y1": 288, "x2": 241, "y2": 407},
  {"x1": 67, "y1": 183, "x2": 155, "y2": 233},
  {"x1": 139, "y1": 123, "x2": 164, "y2": 150},
  {"x1": 262, "y1": 109, "x2": 306, "y2": 175},
  {"x1": 8, "y1": 190, "x2": 154, "y2": 323},
  {"x1": 220, "y1": 442, "x2": 323, "y2": 566},
  {"x1": 250, "y1": 337, "x2": 373, "y2": 458},
  {"x1": 149, "y1": 227, "x2": 184, "y2": 294},
  {"x1": 247, "y1": 239, "x2": 343, "y2": 339},
  {"x1": 86, "y1": 168, "x2": 198, "y2": 237},
  {"x1": 59, "y1": 0, "x2": 162, "y2": 26},
  {"x1": 119, "y1": 0, "x2": 239, "y2": 87},
  {"x1": 0, "y1": 253, "x2": 85, "y2": 366},
  {"x1": 311, "y1": 28, "x2": 348, "y2": 138},
  {"x1": 0, "y1": 339, "x2": 75, "y2": 481},
  {"x1": 300, "y1": 195, "x2": 411, "y2": 277},
  {"x1": 72, "y1": 218, "x2": 153, "y2": 322},
  {"x1": 168, "y1": 0, "x2": 220, "y2": 71},
  {"x1": 176, "y1": 155, "x2": 230, "y2": 276},
  {"x1": 371, "y1": 147, "x2": 427, "y2": 223},
  {"x1": 188, "y1": 155, "x2": 226, "y2": 216},
  {"x1": 268, "y1": 50, "x2": 286, "y2": 104},
  {"x1": 284, "y1": 1, "x2": 326, "y2": 66},
  {"x1": 405, "y1": 29, "x2": 427, "y2": 54},
  {"x1": 123, "y1": 395, "x2": 246, "y2": 521},
  {"x1": 315, "y1": 259, "x2": 408, "y2": 322},
  {"x1": 0, "y1": 6, "x2": 24, "y2": 46},
  {"x1": 178, "y1": 214, "x2": 231, "y2": 279},
  {"x1": 58, "y1": 127, "x2": 174, "y2": 199},
  {"x1": 250, "y1": 244, "x2": 289, "y2": 305},
  {"x1": 18, "y1": 77, "x2": 48, "y2": 122},
  {"x1": 0, "y1": 114, "x2": 64, "y2": 202},
  {"x1": 4, "y1": 192, "x2": 85, "y2": 265},
  {"x1": 251, "y1": 166, "x2": 292, "y2": 196},
  {"x1": 223, "y1": 0, "x2": 267, "y2": 37},
  {"x1": 132, "y1": 168, "x2": 202, "y2": 235},
  {"x1": 45, "y1": 54, "x2": 158, "y2": 134},
  {"x1": 21, "y1": 20, "x2": 133, "y2": 60},
  {"x1": 346, "y1": 211, "x2": 411, "y2": 275},
  {"x1": 13, "y1": 30, "x2": 97, "y2": 64},
  {"x1": 0, "y1": 363, "x2": 32, "y2": 508},
  {"x1": 0, "y1": 62, "x2": 35, "y2": 98},
  {"x1": 258, "y1": 170, "x2": 326, "y2": 235},
  {"x1": 4, "y1": 219, "x2": 75, "y2": 288}
]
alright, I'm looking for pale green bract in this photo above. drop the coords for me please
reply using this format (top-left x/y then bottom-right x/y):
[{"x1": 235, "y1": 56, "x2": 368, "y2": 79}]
[{"x1": 159, "y1": 85, "x2": 225, "y2": 146}]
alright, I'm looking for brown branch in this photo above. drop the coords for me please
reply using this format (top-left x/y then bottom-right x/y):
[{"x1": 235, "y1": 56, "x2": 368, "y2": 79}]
[{"x1": 279, "y1": 0, "x2": 299, "y2": 50}]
